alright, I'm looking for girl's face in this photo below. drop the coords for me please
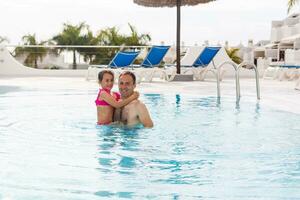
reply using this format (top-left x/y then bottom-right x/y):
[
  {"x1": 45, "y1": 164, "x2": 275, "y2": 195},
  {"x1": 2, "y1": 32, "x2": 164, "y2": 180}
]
[{"x1": 100, "y1": 73, "x2": 114, "y2": 90}]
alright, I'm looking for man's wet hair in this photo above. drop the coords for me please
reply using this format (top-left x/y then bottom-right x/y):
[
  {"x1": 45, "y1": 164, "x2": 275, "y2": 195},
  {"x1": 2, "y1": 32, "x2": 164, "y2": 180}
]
[
  {"x1": 119, "y1": 71, "x2": 136, "y2": 84},
  {"x1": 98, "y1": 70, "x2": 114, "y2": 82}
]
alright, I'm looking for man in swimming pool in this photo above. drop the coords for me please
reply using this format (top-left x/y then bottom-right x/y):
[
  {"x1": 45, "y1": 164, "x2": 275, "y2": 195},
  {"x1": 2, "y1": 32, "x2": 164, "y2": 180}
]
[{"x1": 114, "y1": 71, "x2": 153, "y2": 128}]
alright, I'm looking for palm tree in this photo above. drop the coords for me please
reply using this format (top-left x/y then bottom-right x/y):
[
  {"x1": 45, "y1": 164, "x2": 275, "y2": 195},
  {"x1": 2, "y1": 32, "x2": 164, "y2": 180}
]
[
  {"x1": 99, "y1": 24, "x2": 151, "y2": 46},
  {"x1": 14, "y1": 34, "x2": 47, "y2": 68},
  {"x1": 92, "y1": 24, "x2": 151, "y2": 64},
  {"x1": 52, "y1": 22, "x2": 89, "y2": 69},
  {"x1": 125, "y1": 23, "x2": 151, "y2": 46},
  {"x1": 225, "y1": 48, "x2": 242, "y2": 64},
  {"x1": 99, "y1": 26, "x2": 126, "y2": 46},
  {"x1": 77, "y1": 30, "x2": 101, "y2": 64},
  {"x1": 288, "y1": 0, "x2": 298, "y2": 13},
  {"x1": 91, "y1": 27, "x2": 124, "y2": 64}
]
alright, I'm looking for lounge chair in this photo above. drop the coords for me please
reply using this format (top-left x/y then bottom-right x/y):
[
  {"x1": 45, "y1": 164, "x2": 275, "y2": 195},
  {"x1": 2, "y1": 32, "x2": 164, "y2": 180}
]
[
  {"x1": 180, "y1": 46, "x2": 205, "y2": 67},
  {"x1": 181, "y1": 46, "x2": 222, "y2": 80},
  {"x1": 86, "y1": 51, "x2": 140, "y2": 81},
  {"x1": 265, "y1": 49, "x2": 300, "y2": 81},
  {"x1": 165, "y1": 46, "x2": 205, "y2": 81},
  {"x1": 263, "y1": 61, "x2": 282, "y2": 80},
  {"x1": 140, "y1": 45, "x2": 170, "y2": 67},
  {"x1": 277, "y1": 65, "x2": 300, "y2": 81},
  {"x1": 134, "y1": 45, "x2": 170, "y2": 82}
]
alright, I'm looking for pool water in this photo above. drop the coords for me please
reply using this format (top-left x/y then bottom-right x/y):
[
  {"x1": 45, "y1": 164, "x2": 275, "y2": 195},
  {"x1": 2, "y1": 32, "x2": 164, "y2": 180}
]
[{"x1": 0, "y1": 88, "x2": 300, "y2": 199}]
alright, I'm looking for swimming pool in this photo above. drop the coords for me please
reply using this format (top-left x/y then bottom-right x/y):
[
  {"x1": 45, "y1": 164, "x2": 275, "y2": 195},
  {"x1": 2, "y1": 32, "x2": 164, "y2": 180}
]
[{"x1": 0, "y1": 88, "x2": 300, "y2": 199}]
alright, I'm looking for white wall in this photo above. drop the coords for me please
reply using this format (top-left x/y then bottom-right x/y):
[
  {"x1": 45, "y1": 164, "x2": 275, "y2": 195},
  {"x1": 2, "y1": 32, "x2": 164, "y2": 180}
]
[{"x1": 0, "y1": 46, "x2": 86, "y2": 77}]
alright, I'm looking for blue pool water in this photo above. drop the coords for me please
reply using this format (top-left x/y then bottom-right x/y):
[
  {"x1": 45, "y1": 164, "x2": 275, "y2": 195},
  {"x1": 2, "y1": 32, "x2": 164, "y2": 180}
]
[{"x1": 0, "y1": 88, "x2": 300, "y2": 199}]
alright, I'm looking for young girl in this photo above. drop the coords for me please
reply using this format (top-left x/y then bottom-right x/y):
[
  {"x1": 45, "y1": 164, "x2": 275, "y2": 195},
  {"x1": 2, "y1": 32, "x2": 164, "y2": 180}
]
[{"x1": 95, "y1": 70, "x2": 139, "y2": 125}]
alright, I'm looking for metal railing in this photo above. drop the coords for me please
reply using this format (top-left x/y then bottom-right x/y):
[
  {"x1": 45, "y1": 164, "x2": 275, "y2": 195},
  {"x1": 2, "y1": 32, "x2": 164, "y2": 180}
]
[
  {"x1": 216, "y1": 61, "x2": 261, "y2": 101},
  {"x1": 5, "y1": 45, "x2": 153, "y2": 69}
]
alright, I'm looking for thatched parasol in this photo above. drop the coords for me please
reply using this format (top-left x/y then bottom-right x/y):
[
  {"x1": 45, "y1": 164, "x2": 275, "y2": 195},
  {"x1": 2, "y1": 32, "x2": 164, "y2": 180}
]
[{"x1": 134, "y1": 0, "x2": 216, "y2": 74}]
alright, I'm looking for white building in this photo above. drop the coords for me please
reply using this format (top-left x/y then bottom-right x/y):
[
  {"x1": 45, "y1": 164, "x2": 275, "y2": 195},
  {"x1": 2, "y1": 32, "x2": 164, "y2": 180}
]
[{"x1": 266, "y1": 13, "x2": 300, "y2": 63}]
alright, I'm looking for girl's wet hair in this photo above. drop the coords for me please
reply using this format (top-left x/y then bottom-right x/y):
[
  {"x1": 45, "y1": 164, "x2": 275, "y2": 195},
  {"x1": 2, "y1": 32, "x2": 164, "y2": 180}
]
[{"x1": 98, "y1": 70, "x2": 114, "y2": 82}]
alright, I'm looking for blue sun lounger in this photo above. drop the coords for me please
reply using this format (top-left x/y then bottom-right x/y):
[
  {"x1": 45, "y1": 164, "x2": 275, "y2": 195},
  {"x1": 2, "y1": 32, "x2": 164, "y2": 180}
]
[
  {"x1": 276, "y1": 64, "x2": 300, "y2": 81},
  {"x1": 135, "y1": 45, "x2": 170, "y2": 82},
  {"x1": 109, "y1": 51, "x2": 140, "y2": 68},
  {"x1": 182, "y1": 46, "x2": 221, "y2": 80},
  {"x1": 140, "y1": 45, "x2": 170, "y2": 68},
  {"x1": 278, "y1": 65, "x2": 300, "y2": 69},
  {"x1": 86, "y1": 51, "x2": 140, "y2": 80},
  {"x1": 193, "y1": 46, "x2": 221, "y2": 67}
]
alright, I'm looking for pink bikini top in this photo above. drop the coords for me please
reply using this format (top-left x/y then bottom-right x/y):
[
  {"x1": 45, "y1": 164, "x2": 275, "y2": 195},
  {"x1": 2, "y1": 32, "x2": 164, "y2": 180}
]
[{"x1": 95, "y1": 88, "x2": 121, "y2": 106}]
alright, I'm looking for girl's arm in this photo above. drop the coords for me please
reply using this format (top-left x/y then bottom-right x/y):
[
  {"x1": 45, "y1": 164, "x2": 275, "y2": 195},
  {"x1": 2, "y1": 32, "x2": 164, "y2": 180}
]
[{"x1": 100, "y1": 91, "x2": 139, "y2": 108}]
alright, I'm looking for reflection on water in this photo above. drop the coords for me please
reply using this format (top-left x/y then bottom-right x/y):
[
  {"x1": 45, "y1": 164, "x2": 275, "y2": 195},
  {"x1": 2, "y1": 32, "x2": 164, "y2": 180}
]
[
  {"x1": 95, "y1": 191, "x2": 134, "y2": 198},
  {"x1": 175, "y1": 94, "x2": 181, "y2": 108},
  {"x1": 143, "y1": 93, "x2": 162, "y2": 107},
  {"x1": 91, "y1": 94, "x2": 300, "y2": 199},
  {"x1": 1, "y1": 90, "x2": 300, "y2": 199},
  {"x1": 96, "y1": 125, "x2": 142, "y2": 172}
]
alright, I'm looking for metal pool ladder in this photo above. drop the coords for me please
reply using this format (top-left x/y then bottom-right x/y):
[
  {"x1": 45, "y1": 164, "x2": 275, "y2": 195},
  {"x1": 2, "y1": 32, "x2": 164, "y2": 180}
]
[{"x1": 215, "y1": 61, "x2": 261, "y2": 101}]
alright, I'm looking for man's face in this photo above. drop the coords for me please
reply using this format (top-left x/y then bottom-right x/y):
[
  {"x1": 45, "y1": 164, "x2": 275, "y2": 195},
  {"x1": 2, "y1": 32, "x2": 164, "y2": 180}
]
[{"x1": 118, "y1": 74, "x2": 136, "y2": 99}]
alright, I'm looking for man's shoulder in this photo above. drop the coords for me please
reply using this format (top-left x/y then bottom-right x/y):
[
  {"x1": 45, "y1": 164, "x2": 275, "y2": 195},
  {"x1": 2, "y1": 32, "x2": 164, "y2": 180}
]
[
  {"x1": 128, "y1": 99, "x2": 144, "y2": 106},
  {"x1": 135, "y1": 100, "x2": 146, "y2": 107},
  {"x1": 126, "y1": 100, "x2": 147, "y2": 111},
  {"x1": 135, "y1": 100, "x2": 148, "y2": 112}
]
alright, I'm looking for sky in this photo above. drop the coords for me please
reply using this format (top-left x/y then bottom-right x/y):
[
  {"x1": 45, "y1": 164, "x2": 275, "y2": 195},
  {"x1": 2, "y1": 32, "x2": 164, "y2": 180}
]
[{"x1": 0, "y1": 0, "x2": 297, "y2": 46}]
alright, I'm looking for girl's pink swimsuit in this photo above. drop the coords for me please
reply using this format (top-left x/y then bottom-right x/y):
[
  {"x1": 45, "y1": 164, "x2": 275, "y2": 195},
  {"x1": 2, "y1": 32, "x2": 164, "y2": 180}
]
[
  {"x1": 95, "y1": 88, "x2": 121, "y2": 125},
  {"x1": 95, "y1": 88, "x2": 121, "y2": 106}
]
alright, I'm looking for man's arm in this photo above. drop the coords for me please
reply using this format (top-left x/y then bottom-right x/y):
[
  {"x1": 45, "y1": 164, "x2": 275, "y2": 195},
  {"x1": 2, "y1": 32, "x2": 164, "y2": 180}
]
[{"x1": 137, "y1": 103, "x2": 153, "y2": 128}]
